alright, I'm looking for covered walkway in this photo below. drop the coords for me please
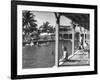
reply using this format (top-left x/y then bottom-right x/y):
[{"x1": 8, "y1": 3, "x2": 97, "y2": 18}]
[{"x1": 59, "y1": 49, "x2": 90, "y2": 66}]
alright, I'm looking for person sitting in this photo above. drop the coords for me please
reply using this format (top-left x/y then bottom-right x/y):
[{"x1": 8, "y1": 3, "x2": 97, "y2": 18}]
[{"x1": 59, "y1": 46, "x2": 68, "y2": 62}]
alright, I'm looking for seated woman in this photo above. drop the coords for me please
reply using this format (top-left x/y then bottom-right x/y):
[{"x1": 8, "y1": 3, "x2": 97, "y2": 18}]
[{"x1": 59, "y1": 46, "x2": 68, "y2": 62}]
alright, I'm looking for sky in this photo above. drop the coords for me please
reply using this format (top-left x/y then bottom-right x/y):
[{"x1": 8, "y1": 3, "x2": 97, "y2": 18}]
[{"x1": 31, "y1": 11, "x2": 72, "y2": 28}]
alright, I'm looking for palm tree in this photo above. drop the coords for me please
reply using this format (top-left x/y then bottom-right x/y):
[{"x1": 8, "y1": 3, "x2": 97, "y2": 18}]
[
  {"x1": 22, "y1": 11, "x2": 37, "y2": 45},
  {"x1": 40, "y1": 21, "x2": 54, "y2": 33},
  {"x1": 23, "y1": 11, "x2": 37, "y2": 34},
  {"x1": 40, "y1": 21, "x2": 50, "y2": 33}
]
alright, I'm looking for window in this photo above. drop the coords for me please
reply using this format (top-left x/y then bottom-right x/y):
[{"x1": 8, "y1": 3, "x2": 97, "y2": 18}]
[
  {"x1": 69, "y1": 34, "x2": 72, "y2": 39},
  {"x1": 63, "y1": 34, "x2": 72, "y2": 39},
  {"x1": 64, "y1": 34, "x2": 68, "y2": 39}
]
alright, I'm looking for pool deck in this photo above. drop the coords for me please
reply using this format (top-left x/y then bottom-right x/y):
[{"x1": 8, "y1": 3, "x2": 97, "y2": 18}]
[{"x1": 59, "y1": 49, "x2": 90, "y2": 66}]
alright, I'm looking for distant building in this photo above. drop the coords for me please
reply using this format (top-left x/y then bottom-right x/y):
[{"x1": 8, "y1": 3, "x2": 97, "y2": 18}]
[
  {"x1": 59, "y1": 25, "x2": 90, "y2": 53},
  {"x1": 59, "y1": 25, "x2": 73, "y2": 40}
]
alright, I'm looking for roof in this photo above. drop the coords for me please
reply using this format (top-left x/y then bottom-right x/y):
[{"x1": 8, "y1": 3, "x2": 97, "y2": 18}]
[{"x1": 60, "y1": 13, "x2": 90, "y2": 30}]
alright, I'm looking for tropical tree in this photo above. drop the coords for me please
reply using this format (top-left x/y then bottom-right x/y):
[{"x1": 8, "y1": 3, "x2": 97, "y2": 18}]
[
  {"x1": 39, "y1": 21, "x2": 55, "y2": 33},
  {"x1": 23, "y1": 11, "x2": 37, "y2": 34},
  {"x1": 22, "y1": 11, "x2": 38, "y2": 45}
]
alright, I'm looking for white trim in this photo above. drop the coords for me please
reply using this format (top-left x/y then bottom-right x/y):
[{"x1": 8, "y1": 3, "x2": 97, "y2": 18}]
[{"x1": 17, "y1": 5, "x2": 95, "y2": 75}]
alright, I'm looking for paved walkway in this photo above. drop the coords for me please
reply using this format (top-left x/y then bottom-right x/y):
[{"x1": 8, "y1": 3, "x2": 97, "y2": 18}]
[{"x1": 59, "y1": 49, "x2": 90, "y2": 66}]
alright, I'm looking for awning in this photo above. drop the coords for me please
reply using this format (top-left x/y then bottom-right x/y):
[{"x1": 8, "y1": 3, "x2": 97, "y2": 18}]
[{"x1": 60, "y1": 13, "x2": 90, "y2": 30}]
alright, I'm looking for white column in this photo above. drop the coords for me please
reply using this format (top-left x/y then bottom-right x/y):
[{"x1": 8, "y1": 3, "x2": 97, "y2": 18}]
[
  {"x1": 72, "y1": 28, "x2": 74, "y2": 54},
  {"x1": 83, "y1": 28, "x2": 85, "y2": 47},
  {"x1": 54, "y1": 12, "x2": 60, "y2": 66},
  {"x1": 55, "y1": 23, "x2": 58, "y2": 67}
]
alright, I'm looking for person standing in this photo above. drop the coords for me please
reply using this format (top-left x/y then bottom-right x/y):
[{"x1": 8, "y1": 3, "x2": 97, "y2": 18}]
[{"x1": 79, "y1": 34, "x2": 84, "y2": 49}]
